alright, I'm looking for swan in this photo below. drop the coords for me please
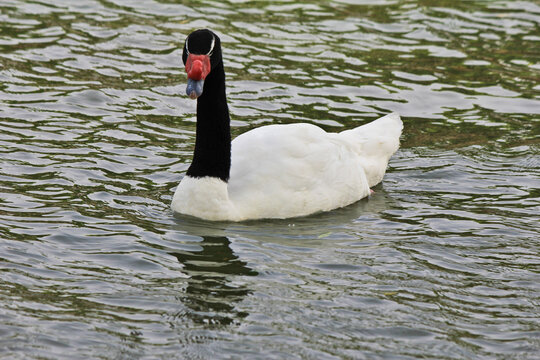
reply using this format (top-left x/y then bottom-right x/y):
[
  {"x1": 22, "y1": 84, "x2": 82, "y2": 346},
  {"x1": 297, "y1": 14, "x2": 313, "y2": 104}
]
[{"x1": 171, "y1": 29, "x2": 403, "y2": 221}]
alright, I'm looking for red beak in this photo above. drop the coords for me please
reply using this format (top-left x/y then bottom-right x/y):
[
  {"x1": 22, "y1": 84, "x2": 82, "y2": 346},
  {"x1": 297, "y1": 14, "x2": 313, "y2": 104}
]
[{"x1": 185, "y1": 54, "x2": 211, "y2": 80}]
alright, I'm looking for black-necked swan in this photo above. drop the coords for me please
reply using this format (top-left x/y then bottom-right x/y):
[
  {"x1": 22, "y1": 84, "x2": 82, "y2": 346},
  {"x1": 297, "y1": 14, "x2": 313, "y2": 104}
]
[{"x1": 171, "y1": 29, "x2": 403, "y2": 221}]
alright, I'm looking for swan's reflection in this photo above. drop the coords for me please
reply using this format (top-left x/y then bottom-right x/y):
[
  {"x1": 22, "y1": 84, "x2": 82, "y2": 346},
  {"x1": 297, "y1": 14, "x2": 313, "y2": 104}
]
[{"x1": 171, "y1": 235, "x2": 256, "y2": 325}]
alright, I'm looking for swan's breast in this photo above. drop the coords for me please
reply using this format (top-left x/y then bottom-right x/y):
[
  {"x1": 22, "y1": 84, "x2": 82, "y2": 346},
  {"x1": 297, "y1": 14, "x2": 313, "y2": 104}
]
[{"x1": 171, "y1": 176, "x2": 239, "y2": 221}]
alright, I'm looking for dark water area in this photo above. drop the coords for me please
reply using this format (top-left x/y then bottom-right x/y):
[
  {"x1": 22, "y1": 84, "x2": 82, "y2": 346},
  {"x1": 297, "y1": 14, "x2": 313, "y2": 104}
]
[{"x1": 0, "y1": 0, "x2": 539, "y2": 359}]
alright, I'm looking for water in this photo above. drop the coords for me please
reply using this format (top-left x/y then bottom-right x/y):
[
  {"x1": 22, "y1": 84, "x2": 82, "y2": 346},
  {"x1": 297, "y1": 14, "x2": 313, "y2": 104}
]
[{"x1": 1, "y1": 0, "x2": 539, "y2": 359}]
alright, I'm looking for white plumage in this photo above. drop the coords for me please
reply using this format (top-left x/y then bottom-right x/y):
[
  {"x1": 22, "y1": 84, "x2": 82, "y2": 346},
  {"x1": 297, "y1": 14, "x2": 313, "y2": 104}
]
[{"x1": 172, "y1": 112, "x2": 403, "y2": 221}]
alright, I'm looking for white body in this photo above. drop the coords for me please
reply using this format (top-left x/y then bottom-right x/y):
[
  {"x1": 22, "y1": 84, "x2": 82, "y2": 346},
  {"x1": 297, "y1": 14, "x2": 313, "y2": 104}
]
[{"x1": 172, "y1": 112, "x2": 403, "y2": 221}]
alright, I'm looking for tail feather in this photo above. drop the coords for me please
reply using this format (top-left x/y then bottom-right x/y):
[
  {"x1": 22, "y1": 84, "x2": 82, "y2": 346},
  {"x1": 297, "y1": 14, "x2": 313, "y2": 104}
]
[{"x1": 339, "y1": 112, "x2": 403, "y2": 187}]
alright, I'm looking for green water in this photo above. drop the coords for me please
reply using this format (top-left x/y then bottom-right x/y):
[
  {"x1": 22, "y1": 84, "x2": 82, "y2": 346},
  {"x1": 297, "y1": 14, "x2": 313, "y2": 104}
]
[{"x1": 0, "y1": 0, "x2": 539, "y2": 359}]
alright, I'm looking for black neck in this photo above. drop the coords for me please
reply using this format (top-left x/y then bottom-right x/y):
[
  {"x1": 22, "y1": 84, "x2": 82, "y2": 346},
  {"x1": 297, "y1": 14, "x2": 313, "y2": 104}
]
[{"x1": 186, "y1": 61, "x2": 231, "y2": 182}]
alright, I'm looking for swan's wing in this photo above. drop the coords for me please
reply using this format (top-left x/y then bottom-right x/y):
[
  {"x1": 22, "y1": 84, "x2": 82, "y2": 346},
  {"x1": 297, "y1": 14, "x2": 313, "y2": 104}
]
[{"x1": 228, "y1": 123, "x2": 370, "y2": 219}]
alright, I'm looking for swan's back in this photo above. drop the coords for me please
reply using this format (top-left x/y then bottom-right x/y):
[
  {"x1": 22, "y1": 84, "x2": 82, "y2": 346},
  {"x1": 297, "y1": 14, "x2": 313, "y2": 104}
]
[{"x1": 227, "y1": 113, "x2": 403, "y2": 220}]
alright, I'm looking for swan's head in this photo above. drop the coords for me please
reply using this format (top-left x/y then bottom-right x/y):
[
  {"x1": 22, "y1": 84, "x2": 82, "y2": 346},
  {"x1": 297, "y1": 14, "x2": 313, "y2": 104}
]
[{"x1": 182, "y1": 29, "x2": 221, "y2": 99}]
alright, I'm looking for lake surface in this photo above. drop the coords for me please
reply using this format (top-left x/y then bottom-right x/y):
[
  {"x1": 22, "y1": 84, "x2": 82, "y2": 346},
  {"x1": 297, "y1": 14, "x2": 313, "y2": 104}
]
[{"x1": 1, "y1": 0, "x2": 539, "y2": 359}]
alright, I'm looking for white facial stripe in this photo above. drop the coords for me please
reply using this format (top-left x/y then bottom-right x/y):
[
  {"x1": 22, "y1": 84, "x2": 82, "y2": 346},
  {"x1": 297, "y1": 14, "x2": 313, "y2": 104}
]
[
  {"x1": 185, "y1": 34, "x2": 215, "y2": 56},
  {"x1": 206, "y1": 35, "x2": 215, "y2": 56}
]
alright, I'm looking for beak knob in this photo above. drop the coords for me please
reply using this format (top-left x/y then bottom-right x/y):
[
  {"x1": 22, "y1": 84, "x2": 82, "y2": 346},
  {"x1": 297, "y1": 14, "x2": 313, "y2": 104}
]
[{"x1": 185, "y1": 54, "x2": 211, "y2": 99}]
